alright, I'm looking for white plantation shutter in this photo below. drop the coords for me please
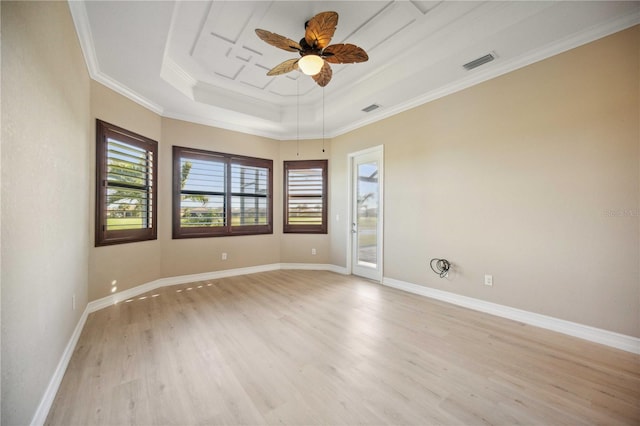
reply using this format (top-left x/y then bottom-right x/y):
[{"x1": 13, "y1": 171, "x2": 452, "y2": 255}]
[
  {"x1": 178, "y1": 151, "x2": 226, "y2": 229},
  {"x1": 231, "y1": 161, "x2": 270, "y2": 227},
  {"x1": 96, "y1": 120, "x2": 158, "y2": 246},
  {"x1": 105, "y1": 139, "x2": 153, "y2": 230},
  {"x1": 284, "y1": 160, "x2": 328, "y2": 234},
  {"x1": 173, "y1": 146, "x2": 273, "y2": 238}
]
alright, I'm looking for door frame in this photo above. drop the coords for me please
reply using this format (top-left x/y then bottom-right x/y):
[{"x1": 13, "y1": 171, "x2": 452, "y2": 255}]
[{"x1": 347, "y1": 145, "x2": 384, "y2": 282}]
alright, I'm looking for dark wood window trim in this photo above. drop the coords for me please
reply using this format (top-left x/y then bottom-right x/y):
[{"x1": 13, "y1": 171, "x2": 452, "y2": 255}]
[
  {"x1": 284, "y1": 160, "x2": 328, "y2": 234},
  {"x1": 95, "y1": 119, "x2": 158, "y2": 246},
  {"x1": 173, "y1": 146, "x2": 273, "y2": 238}
]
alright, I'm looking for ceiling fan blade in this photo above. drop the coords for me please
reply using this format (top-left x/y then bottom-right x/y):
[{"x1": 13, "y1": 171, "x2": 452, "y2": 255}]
[
  {"x1": 323, "y1": 43, "x2": 369, "y2": 64},
  {"x1": 267, "y1": 58, "x2": 299, "y2": 76},
  {"x1": 304, "y1": 11, "x2": 338, "y2": 49},
  {"x1": 255, "y1": 29, "x2": 301, "y2": 52},
  {"x1": 312, "y1": 61, "x2": 332, "y2": 87}
]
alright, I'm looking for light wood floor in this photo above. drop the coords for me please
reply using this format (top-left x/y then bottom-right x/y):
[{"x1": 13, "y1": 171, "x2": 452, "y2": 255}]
[{"x1": 46, "y1": 270, "x2": 640, "y2": 425}]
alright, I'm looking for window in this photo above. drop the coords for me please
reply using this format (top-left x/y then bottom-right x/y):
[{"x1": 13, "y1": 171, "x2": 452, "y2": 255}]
[
  {"x1": 173, "y1": 146, "x2": 273, "y2": 238},
  {"x1": 284, "y1": 160, "x2": 328, "y2": 234},
  {"x1": 95, "y1": 120, "x2": 158, "y2": 246}
]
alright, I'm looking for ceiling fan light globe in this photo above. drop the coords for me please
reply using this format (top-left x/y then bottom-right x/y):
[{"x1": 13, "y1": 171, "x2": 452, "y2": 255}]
[{"x1": 298, "y1": 55, "x2": 324, "y2": 75}]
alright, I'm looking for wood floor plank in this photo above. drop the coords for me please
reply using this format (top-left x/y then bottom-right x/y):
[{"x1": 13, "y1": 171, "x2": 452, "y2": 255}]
[{"x1": 46, "y1": 270, "x2": 640, "y2": 425}]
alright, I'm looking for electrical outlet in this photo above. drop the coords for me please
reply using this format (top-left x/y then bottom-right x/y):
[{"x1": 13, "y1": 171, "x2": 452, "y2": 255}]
[
  {"x1": 484, "y1": 274, "x2": 493, "y2": 286},
  {"x1": 311, "y1": 248, "x2": 317, "y2": 255},
  {"x1": 222, "y1": 252, "x2": 227, "y2": 260}
]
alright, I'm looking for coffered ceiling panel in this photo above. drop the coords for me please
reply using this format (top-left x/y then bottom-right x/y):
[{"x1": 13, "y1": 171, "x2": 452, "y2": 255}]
[{"x1": 69, "y1": 1, "x2": 640, "y2": 140}]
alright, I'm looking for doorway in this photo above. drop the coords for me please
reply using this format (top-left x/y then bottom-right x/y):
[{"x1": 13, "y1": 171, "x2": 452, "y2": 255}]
[{"x1": 349, "y1": 146, "x2": 383, "y2": 282}]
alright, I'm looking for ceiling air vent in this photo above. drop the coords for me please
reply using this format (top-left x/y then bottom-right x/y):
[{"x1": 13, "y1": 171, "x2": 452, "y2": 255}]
[
  {"x1": 362, "y1": 104, "x2": 380, "y2": 113},
  {"x1": 463, "y1": 53, "x2": 495, "y2": 71}
]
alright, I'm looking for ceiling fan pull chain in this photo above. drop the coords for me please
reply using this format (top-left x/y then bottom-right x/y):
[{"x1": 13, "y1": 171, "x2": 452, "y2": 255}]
[
  {"x1": 322, "y1": 87, "x2": 325, "y2": 153},
  {"x1": 296, "y1": 79, "x2": 300, "y2": 157}
]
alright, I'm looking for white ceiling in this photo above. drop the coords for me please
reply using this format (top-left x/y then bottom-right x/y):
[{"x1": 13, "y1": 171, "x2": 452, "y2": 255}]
[{"x1": 69, "y1": 1, "x2": 639, "y2": 140}]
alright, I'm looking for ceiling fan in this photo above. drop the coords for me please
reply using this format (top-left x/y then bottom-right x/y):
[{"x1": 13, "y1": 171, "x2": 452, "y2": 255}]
[{"x1": 255, "y1": 11, "x2": 368, "y2": 87}]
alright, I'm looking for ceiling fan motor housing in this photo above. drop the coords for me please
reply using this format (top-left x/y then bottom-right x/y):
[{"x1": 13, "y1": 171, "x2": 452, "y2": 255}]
[{"x1": 299, "y1": 38, "x2": 321, "y2": 55}]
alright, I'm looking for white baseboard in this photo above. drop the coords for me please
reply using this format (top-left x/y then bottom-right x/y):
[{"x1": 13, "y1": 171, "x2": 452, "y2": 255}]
[
  {"x1": 87, "y1": 263, "x2": 347, "y2": 313},
  {"x1": 36, "y1": 262, "x2": 340, "y2": 425},
  {"x1": 30, "y1": 306, "x2": 90, "y2": 426},
  {"x1": 35, "y1": 264, "x2": 639, "y2": 426},
  {"x1": 88, "y1": 264, "x2": 638, "y2": 354},
  {"x1": 87, "y1": 263, "x2": 282, "y2": 313},
  {"x1": 383, "y1": 277, "x2": 640, "y2": 354},
  {"x1": 280, "y1": 263, "x2": 349, "y2": 275}
]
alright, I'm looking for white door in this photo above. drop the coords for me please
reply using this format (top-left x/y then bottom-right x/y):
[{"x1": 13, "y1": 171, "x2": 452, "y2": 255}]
[{"x1": 350, "y1": 147, "x2": 383, "y2": 281}]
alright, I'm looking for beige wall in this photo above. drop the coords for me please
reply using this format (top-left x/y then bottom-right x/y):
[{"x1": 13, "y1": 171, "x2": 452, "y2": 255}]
[
  {"x1": 159, "y1": 118, "x2": 283, "y2": 277},
  {"x1": 279, "y1": 139, "x2": 331, "y2": 264},
  {"x1": 331, "y1": 26, "x2": 640, "y2": 337},
  {"x1": 4, "y1": 3, "x2": 635, "y2": 424},
  {"x1": 89, "y1": 81, "x2": 163, "y2": 301},
  {"x1": 86, "y1": 90, "x2": 334, "y2": 300},
  {"x1": 1, "y1": 2, "x2": 91, "y2": 424}
]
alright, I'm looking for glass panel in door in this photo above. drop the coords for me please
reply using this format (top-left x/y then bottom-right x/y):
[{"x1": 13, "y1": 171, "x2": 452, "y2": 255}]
[
  {"x1": 351, "y1": 147, "x2": 383, "y2": 282},
  {"x1": 356, "y1": 161, "x2": 378, "y2": 267}
]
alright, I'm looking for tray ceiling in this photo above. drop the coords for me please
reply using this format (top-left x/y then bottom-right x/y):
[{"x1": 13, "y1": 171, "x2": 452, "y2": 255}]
[{"x1": 69, "y1": 1, "x2": 639, "y2": 140}]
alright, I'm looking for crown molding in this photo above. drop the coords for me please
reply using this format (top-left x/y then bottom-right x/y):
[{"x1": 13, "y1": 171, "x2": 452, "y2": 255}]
[
  {"x1": 333, "y1": 10, "x2": 640, "y2": 138},
  {"x1": 94, "y1": 72, "x2": 165, "y2": 115},
  {"x1": 161, "y1": 110, "x2": 290, "y2": 141},
  {"x1": 67, "y1": 0, "x2": 99, "y2": 77},
  {"x1": 69, "y1": 1, "x2": 639, "y2": 140},
  {"x1": 68, "y1": 0, "x2": 164, "y2": 115}
]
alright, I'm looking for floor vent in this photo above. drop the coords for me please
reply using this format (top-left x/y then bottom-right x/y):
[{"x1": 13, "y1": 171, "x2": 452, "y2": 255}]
[
  {"x1": 463, "y1": 53, "x2": 495, "y2": 70},
  {"x1": 362, "y1": 104, "x2": 380, "y2": 113}
]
